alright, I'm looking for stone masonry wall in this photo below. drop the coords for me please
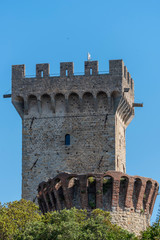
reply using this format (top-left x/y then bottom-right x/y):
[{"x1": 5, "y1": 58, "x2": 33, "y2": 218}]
[
  {"x1": 115, "y1": 114, "x2": 126, "y2": 173},
  {"x1": 110, "y1": 210, "x2": 150, "y2": 235},
  {"x1": 22, "y1": 114, "x2": 115, "y2": 200},
  {"x1": 37, "y1": 171, "x2": 159, "y2": 235},
  {"x1": 12, "y1": 59, "x2": 135, "y2": 201},
  {"x1": 11, "y1": 59, "x2": 159, "y2": 235}
]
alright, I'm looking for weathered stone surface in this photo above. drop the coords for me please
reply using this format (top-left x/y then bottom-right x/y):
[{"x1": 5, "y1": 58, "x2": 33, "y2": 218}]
[
  {"x1": 37, "y1": 171, "x2": 159, "y2": 235},
  {"x1": 110, "y1": 210, "x2": 150, "y2": 235},
  {"x1": 12, "y1": 59, "x2": 134, "y2": 201},
  {"x1": 11, "y1": 59, "x2": 158, "y2": 235}
]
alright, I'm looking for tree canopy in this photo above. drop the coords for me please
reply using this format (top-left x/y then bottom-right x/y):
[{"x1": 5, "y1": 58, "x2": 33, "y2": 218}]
[
  {"x1": 0, "y1": 199, "x2": 41, "y2": 239},
  {"x1": 0, "y1": 199, "x2": 160, "y2": 240}
]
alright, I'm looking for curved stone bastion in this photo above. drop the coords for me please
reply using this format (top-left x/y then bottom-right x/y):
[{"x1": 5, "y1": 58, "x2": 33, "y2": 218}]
[{"x1": 37, "y1": 171, "x2": 159, "y2": 235}]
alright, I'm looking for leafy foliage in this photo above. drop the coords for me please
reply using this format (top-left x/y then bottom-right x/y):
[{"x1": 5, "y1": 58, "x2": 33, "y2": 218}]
[
  {"x1": 1, "y1": 199, "x2": 160, "y2": 239},
  {"x1": 0, "y1": 199, "x2": 41, "y2": 240},
  {"x1": 88, "y1": 177, "x2": 95, "y2": 184},
  {"x1": 141, "y1": 221, "x2": 160, "y2": 240},
  {"x1": 19, "y1": 208, "x2": 137, "y2": 240}
]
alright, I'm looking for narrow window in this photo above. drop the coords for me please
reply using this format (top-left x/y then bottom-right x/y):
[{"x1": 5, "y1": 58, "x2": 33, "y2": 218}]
[
  {"x1": 90, "y1": 68, "x2": 92, "y2": 75},
  {"x1": 117, "y1": 156, "x2": 119, "y2": 169},
  {"x1": 41, "y1": 71, "x2": 43, "y2": 77},
  {"x1": 66, "y1": 69, "x2": 68, "y2": 76},
  {"x1": 65, "y1": 134, "x2": 70, "y2": 145}
]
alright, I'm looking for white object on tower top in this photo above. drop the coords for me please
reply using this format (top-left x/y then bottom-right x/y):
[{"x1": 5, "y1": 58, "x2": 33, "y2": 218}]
[{"x1": 87, "y1": 52, "x2": 91, "y2": 61}]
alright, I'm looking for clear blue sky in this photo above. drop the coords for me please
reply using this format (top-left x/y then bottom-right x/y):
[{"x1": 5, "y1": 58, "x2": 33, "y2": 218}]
[{"x1": 0, "y1": 0, "x2": 160, "y2": 223}]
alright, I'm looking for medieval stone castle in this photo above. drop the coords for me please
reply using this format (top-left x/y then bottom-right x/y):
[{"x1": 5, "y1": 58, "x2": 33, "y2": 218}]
[{"x1": 11, "y1": 59, "x2": 159, "y2": 235}]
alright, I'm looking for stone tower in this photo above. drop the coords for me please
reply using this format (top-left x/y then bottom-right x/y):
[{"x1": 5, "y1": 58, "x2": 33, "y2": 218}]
[{"x1": 12, "y1": 59, "x2": 134, "y2": 201}]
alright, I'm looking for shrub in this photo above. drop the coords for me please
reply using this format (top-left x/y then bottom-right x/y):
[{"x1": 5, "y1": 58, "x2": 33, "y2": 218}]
[{"x1": 0, "y1": 199, "x2": 41, "y2": 240}]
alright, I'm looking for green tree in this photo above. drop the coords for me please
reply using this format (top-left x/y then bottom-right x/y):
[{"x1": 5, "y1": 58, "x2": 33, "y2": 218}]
[
  {"x1": 20, "y1": 208, "x2": 137, "y2": 240},
  {"x1": 141, "y1": 221, "x2": 160, "y2": 240},
  {"x1": 0, "y1": 199, "x2": 41, "y2": 240},
  {"x1": 1, "y1": 199, "x2": 149, "y2": 240}
]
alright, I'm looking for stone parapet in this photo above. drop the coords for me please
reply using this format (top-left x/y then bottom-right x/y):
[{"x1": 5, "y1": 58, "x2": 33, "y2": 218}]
[
  {"x1": 37, "y1": 171, "x2": 158, "y2": 214},
  {"x1": 12, "y1": 60, "x2": 134, "y2": 117},
  {"x1": 11, "y1": 59, "x2": 136, "y2": 201},
  {"x1": 37, "y1": 171, "x2": 158, "y2": 234}
]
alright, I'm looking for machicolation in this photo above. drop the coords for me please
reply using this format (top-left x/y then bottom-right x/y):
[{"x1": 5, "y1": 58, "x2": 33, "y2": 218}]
[
  {"x1": 11, "y1": 59, "x2": 159, "y2": 235},
  {"x1": 38, "y1": 171, "x2": 158, "y2": 235}
]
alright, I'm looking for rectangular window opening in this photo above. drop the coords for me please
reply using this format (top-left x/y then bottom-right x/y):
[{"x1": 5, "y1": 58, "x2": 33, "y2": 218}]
[
  {"x1": 66, "y1": 69, "x2": 68, "y2": 76},
  {"x1": 90, "y1": 68, "x2": 92, "y2": 75},
  {"x1": 65, "y1": 134, "x2": 70, "y2": 146},
  {"x1": 41, "y1": 71, "x2": 44, "y2": 77}
]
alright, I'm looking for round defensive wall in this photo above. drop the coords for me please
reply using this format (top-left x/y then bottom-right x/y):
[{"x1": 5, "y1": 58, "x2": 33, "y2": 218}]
[{"x1": 37, "y1": 171, "x2": 159, "y2": 235}]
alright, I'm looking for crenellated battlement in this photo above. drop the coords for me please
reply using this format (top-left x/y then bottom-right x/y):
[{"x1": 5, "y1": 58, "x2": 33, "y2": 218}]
[
  {"x1": 37, "y1": 171, "x2": 159, "y2": 234},
  {"x1": 12, "y1": 59, "x2": 134, "y2": 122},
  {"x1": 11, "y1": 58, "x2": 136, "y2": 207},
  {"x1": 9, "y1": 57, "x2": 158, "y2": 235},
  {"x1": 123, "y1": 65, "x2": 134, "y2": 94},
  {"x1": 38, "y1": 171, "x2": 158, "y2": 214},
  {"x1": 11, "y1": 59, "x2": 131, "y2": 80}
]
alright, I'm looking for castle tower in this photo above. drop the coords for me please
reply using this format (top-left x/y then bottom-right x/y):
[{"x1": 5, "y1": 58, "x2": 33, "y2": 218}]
[{"x1": 12, "y1": 59, "x2": 134, "y2": 201}]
